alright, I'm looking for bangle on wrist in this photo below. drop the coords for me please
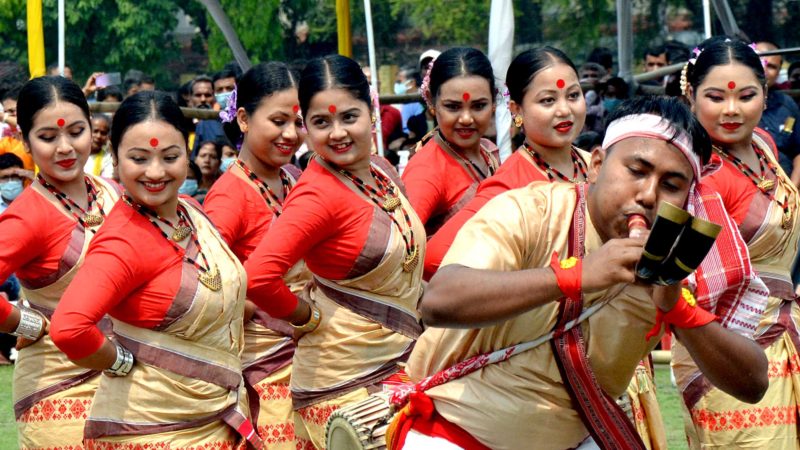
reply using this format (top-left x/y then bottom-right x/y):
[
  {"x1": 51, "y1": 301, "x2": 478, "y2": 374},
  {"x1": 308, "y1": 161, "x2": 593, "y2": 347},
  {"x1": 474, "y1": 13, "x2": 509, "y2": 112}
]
[
  {"x1": 549, "y1": 251, "x2": 583, "y2": 302},
  {"x1": 104, "y1": 342, "x2": 135, "y2": 377},
  {"x1": 645, "y1": 287, "x2": 717, "y2": 341},
  {"x1": 11, "y1": 307, "x2": 46, "y2": 341},
  {"x1": 291, "y1": 304, "x2": 321, "y2": 334}
]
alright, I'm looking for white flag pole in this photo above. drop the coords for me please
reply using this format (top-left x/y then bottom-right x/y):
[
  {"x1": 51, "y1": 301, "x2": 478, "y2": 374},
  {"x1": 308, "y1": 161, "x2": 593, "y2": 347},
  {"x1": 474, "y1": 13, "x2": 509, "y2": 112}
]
[
  {"x1": 58, "y1": 0, "x2": 65, "y2": 76},
  {"x1": 488, "y1": 0, "x2": 514, "y2": 162},
  {"x1": 364, "y1": 0, "x2": 384, "y2": 157}
]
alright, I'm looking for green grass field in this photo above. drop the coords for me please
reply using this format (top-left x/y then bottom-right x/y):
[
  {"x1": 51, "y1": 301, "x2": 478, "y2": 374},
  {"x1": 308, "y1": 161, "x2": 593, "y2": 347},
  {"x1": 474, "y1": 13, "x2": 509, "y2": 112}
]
[{"x1": 0, "y1": 363, "x2": 689, "y2": 449}]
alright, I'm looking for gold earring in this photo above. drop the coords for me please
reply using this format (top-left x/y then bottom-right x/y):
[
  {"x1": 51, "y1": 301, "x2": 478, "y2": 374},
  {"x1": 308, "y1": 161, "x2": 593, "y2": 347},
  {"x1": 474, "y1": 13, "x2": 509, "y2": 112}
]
[
  {"x1": 513, "y1": 115, "x2": 523, "y2": 128},
  {"x1": 429, "y1": 107, "x2": 436, "y2": 116},
  {"x1": 371, "y1": 115, "x2": 377, "y2": 125},
  {"x1": 241, "y1": 124, "x2": 248, "y2": 133}
]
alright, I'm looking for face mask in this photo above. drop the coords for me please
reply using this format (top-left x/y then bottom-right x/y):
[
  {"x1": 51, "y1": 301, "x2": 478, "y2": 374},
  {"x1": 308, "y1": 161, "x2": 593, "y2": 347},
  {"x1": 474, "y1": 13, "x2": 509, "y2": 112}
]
[
  {"x1": 394, "y1": 81, "x2": 408, "y2": 95},
  {"x1": 603, "y1": 98, "x2": 622, "y2": 113},
  {"x1": 215, "y1": 91, "x2": 233, "y2": 109},
  {"x1": 178, "y1": 179, "x2": 198, "y2": 196},
  {"x1": 0, "y1": 178, "x2": 23, "y2": 202},
  {"x1": 220, "y1": 157, "x2": 236, "y2": 173}
]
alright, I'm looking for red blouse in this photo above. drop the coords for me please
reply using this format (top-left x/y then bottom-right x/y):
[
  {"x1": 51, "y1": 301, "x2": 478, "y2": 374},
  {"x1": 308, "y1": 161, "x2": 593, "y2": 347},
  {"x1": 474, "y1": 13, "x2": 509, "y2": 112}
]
[
  {"x1": 0, "y1": 187, "x2": 76, "y2": 322},
  {"x1": 401, "y1": 138, "x2": 484, "y2": 234},
  {"x1": 423, "y1": 150, "x2": 547, "y2": 279},
  {"x1": 205, "y1": 170, "x2": 275, "y2": 262},
  {"x1": 50, "y1": 201, "x2": 186, "y2": 360},
  {"x1": 244, "y1": 158, "x2": 387, "y2": 318}
]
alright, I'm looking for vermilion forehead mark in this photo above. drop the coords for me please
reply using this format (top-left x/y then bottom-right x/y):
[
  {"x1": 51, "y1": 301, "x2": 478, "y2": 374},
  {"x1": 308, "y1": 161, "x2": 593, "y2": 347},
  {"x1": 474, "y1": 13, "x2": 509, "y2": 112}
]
[
  {"x1": 57, "y1": 118, "x2": 65, "y2": 127},
  {"x1": 462, "y1": 92, "x2": 470, "y2": 102},
  {"x1": 556, "y1": 79, "x2": 566, "y2": 89},
  {"x1": 728, "y1": 81, "x2": 736, "y2": 90},
  {"x1": 149, "y1": 138, "x2": 159, "y2": 148},
  {"x1": 328, "y1": 105, "x2": 337, "y2": 114},
  {"x1": 293, "y1": 105, "x2": 300, "y2": 114}
]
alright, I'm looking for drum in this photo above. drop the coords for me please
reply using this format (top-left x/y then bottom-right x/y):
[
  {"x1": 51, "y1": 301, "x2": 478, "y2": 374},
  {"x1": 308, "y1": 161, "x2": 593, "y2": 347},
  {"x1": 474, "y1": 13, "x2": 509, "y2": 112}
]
[{"x1": 325, "y1": 392, "x2": 399, "y2": 450}]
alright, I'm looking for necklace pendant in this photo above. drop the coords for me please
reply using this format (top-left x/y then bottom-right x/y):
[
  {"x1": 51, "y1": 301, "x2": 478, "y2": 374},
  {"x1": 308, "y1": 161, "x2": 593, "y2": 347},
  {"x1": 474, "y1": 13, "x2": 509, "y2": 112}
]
[
  {"x1": 172, "y1": 226, "x2": 192, "y2": 242},
  {"x1": 83, "y1": 213, "x2": 104, "y2": 227},
  {"x1": 402, "y1": 245, "x2": 420, "y2": 273},
  {"x1": 199, "y1": 265, "x2": 222, "y2": 291},
  {"x1": 382, "y1": 196, "x2": 401, "y2": 211},
  {"x1": 757, "y1": 178, "x2": 775, "y2": 192}
]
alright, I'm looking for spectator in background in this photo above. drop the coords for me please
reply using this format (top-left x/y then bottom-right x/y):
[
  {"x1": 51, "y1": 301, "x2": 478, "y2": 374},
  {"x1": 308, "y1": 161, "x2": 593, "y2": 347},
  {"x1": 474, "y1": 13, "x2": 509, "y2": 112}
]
[
  {"x1": 361, "y1": 66, "x2": 405, "y2": 158},
  {"x1": 587, "y1": 47, "x2": 614, "y2": 75},
  {"x1": 47, "y1": 63, "x2": 73, "y2": 80},
  {"x1": 756, "y1": 41, "x2": 800, "y2": 184},
  {"x1": 193, "y1": 140, "x2": 222, "y2": 203},
  {"x1": 643, "y1": 44, "x2": 668, "y2": 72},
  {"x1": 666, "y1": 6, "x2": 704, "y2": 48},
  {"x1": 396, "y1": 67, "x2": 427, "y2": 141},
  {"x1": 581, "y1": 62, "x2": 608, "y2": 133},
  {"x1": 179, "y1": 160, "x2": 203, "y2": 200},
  {"x1": 419, "y1": 49, "x2": 441, "y2": 73},
  {"x1": 0, "y1": 153, "x2": 28, "y2": 213},
  {"x1": 83, "y1": 114, "x2": 113, "y2": 178},
  {"x1": 139, "y1": 76, "x2": 155, "y2": 91},
  {"x1": 218, "y1": 138, "x2": 238, "y2": 173},
  {"x1": 212, "y1": 67, "x2": 237, "y2": 111},
  {"x1": 1, "y1": 84, "x2": 21, "y2": 139},
  {"x1": 189, "y1": 75, "x2": 215, "y2": 109},
  {"x1": 96, "y1": 86, "x2": 123, "y2": 103},
  {"x1": 603, "y1": 76, "x2": 629, "y2": 113}
]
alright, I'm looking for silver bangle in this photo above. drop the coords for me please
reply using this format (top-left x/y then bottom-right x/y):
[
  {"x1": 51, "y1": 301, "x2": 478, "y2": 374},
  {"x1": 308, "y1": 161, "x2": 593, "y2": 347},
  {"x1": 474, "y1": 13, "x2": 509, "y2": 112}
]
[
  {"x1": 104, "y1": 342, "x2": 135, "y2": 377},
  {"x1": 11, "y1": 307, "x2": 45, "y2": 341}
]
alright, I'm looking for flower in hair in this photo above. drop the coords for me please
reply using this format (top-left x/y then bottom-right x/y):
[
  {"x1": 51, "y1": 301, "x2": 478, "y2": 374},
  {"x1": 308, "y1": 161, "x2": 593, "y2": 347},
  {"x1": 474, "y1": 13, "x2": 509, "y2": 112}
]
[
  {"x1": 688, "y1": 47, "x2": 702, "y2": 65},
  {"x1": 218, "y1": 85, "x2": 238, "y2": 123},
  {"x1": 748, "y1": 42, "x2": 769, "y2": 68},
  {"x1": 420, "y1": 60, "x2": 435, "y2": 108}
]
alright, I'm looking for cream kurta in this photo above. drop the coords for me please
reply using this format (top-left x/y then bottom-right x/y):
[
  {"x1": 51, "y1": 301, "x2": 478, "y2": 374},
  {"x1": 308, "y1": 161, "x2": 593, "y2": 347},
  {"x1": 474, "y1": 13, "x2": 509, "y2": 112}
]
[{"x1": 407, "y1": 182, "x2": 660, "y2": 450}]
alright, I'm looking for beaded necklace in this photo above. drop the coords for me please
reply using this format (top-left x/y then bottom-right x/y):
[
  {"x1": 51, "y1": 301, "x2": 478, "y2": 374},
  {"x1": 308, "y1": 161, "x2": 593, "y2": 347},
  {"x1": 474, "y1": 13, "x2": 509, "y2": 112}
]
[
  {"x1": 234, "y1": 159, "x2": 290, "y2": 216},
  {"x1": 436, "y1": 130, "x2": 496, "y2": 181},
  {"x1": 37, "y1": 174, "x2": 106, "y2": 232},
  {"x1": 521, "y1": 142, "x2": 588, "y2": 183},
  {"x1": 338, "y1": 166, "x2": 418, "y2": 272},
  {"x1": 714, "y1": 144, "x2": 793, "y2": 229},
  {"x1": 123, "y1": 196, "x2": 221, "y2": 291}
]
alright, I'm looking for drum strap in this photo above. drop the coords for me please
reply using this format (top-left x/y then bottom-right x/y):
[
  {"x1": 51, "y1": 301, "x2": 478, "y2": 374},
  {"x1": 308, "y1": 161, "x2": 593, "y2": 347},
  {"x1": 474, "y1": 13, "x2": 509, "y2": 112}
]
[{"x1": 549, "y1": 183, "x2": 646, "y2": 450}]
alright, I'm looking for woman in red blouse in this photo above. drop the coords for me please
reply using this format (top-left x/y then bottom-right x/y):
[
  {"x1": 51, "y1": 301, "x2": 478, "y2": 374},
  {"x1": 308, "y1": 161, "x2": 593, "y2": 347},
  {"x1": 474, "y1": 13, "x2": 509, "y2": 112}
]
[
  {"x1": 0, "y1": 76, "x2": 121, "y2": 449},
  {"x1": 205, "y1": 62, "x2": 309, "y2": 449},
  {"x1": 401, "y1": 47, "x2": 500, "y2": 237},
  {"x1": 423, "y1": 46, "x2": 589, "y2": 280},
  {"x1": 244, "y1": 55, "x2": 425, "y2": 449},
  {"x1": 50, "y1": 91, "x2": 262, "y2": 448}
]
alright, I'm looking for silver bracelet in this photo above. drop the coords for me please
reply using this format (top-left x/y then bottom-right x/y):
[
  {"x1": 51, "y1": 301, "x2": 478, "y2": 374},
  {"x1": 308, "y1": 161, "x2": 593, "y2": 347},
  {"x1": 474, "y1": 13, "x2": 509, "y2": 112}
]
[
  {"x1": 11, "y1": 307, "x2": 45, "y2": 341},
  {"x1": 104, "y1": 342, "x2": 135, "y2": 377}
]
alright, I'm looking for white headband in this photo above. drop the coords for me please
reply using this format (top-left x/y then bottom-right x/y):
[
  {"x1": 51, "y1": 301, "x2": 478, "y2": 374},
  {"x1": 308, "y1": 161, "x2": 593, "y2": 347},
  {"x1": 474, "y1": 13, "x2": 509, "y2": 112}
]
[{"x1": 602, "y1": 113, "x2": 700, "y2": 181}]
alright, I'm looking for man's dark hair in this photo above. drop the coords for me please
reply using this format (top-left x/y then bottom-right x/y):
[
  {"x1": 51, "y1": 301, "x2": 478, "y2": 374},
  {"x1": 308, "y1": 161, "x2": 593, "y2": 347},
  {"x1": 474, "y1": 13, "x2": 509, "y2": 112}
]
[{"x1": 0, "y1": 153, "x2": 23, "y2": 170}]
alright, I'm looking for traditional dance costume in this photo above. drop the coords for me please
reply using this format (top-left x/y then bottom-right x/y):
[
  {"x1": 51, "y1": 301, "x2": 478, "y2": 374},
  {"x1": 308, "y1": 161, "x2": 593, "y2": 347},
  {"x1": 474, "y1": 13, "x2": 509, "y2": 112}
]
[
  {"x1": 673, "y1": 129, "x2": 800, "y2": 449},
  {"x1": 423, "y1": 144, "x2": 590, "y2": 280},
  {"x1": 206, "y1": 161, "x2": 310, "y2": 449},
  {"x1": 245, "y1": 156, "x2": 424, "y2": 449},
  {"x1": 393, "y1": 115, "x2": 765, "y2": 450},
  {"x1": 0, "y1": 175, "x2": 119, "y2": 450},
  {"x1": 51, "y1": 197, "x2": 261, "y2": 449},
  {"x1": 401, "y1": 130, "x2": 499, "y2": 237}
]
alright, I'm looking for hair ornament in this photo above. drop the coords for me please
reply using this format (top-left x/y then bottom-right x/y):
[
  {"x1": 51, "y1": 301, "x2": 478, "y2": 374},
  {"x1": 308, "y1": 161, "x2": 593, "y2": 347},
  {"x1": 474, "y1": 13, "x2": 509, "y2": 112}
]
[
  {"x1": 420, "y1": 59, "x2": 435, "y2": 108},
  {"x1": 747, "y1": 42, "x2": 770, "y2": 69},
  {"x1": 218, "y1": 85, "x2": 238, "y2": 123}
]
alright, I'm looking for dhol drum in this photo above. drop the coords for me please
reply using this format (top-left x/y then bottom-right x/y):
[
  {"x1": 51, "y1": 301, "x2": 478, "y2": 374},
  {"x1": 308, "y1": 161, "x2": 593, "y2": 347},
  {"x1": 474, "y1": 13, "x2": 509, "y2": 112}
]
[{"x1": 325, "y1": 392, "x2": 400, "y2": 449}]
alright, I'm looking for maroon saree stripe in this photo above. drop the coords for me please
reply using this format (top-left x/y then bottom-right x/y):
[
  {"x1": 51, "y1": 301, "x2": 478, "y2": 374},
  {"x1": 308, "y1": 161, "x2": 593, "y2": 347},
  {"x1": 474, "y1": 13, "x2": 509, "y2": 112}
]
[
  {"x1": 345, "y1": 208, "x2": 392, "y2": 279},
  {"x1": 14, "y1": 369, "x2": 101, "y2": 419}
]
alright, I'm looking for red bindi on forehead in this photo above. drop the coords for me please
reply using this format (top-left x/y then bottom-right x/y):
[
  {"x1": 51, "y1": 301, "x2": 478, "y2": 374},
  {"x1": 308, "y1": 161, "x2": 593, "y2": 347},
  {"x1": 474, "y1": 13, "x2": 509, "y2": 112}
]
[
  {"x1": 727, "y1": 81, "x2": 736, "y2": 90},
  {"x1": 328, "y1": 105, "x2": 337, "y2": 114},
  {"x1": 293, "y1": 105, "x2": 300, "y2": 114},
  {"x1": 556, "y1": 79, "x2": 565, "y2": 89},
  {"x1": 57, "y1": 118, "x2": 65, "y2": 128},
  {"x1": 462, "y1": 92, "x2": 470, "y2": 102},
  {"x1": 149, "y1": 138, "x2": 159, "y2": 148}
]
